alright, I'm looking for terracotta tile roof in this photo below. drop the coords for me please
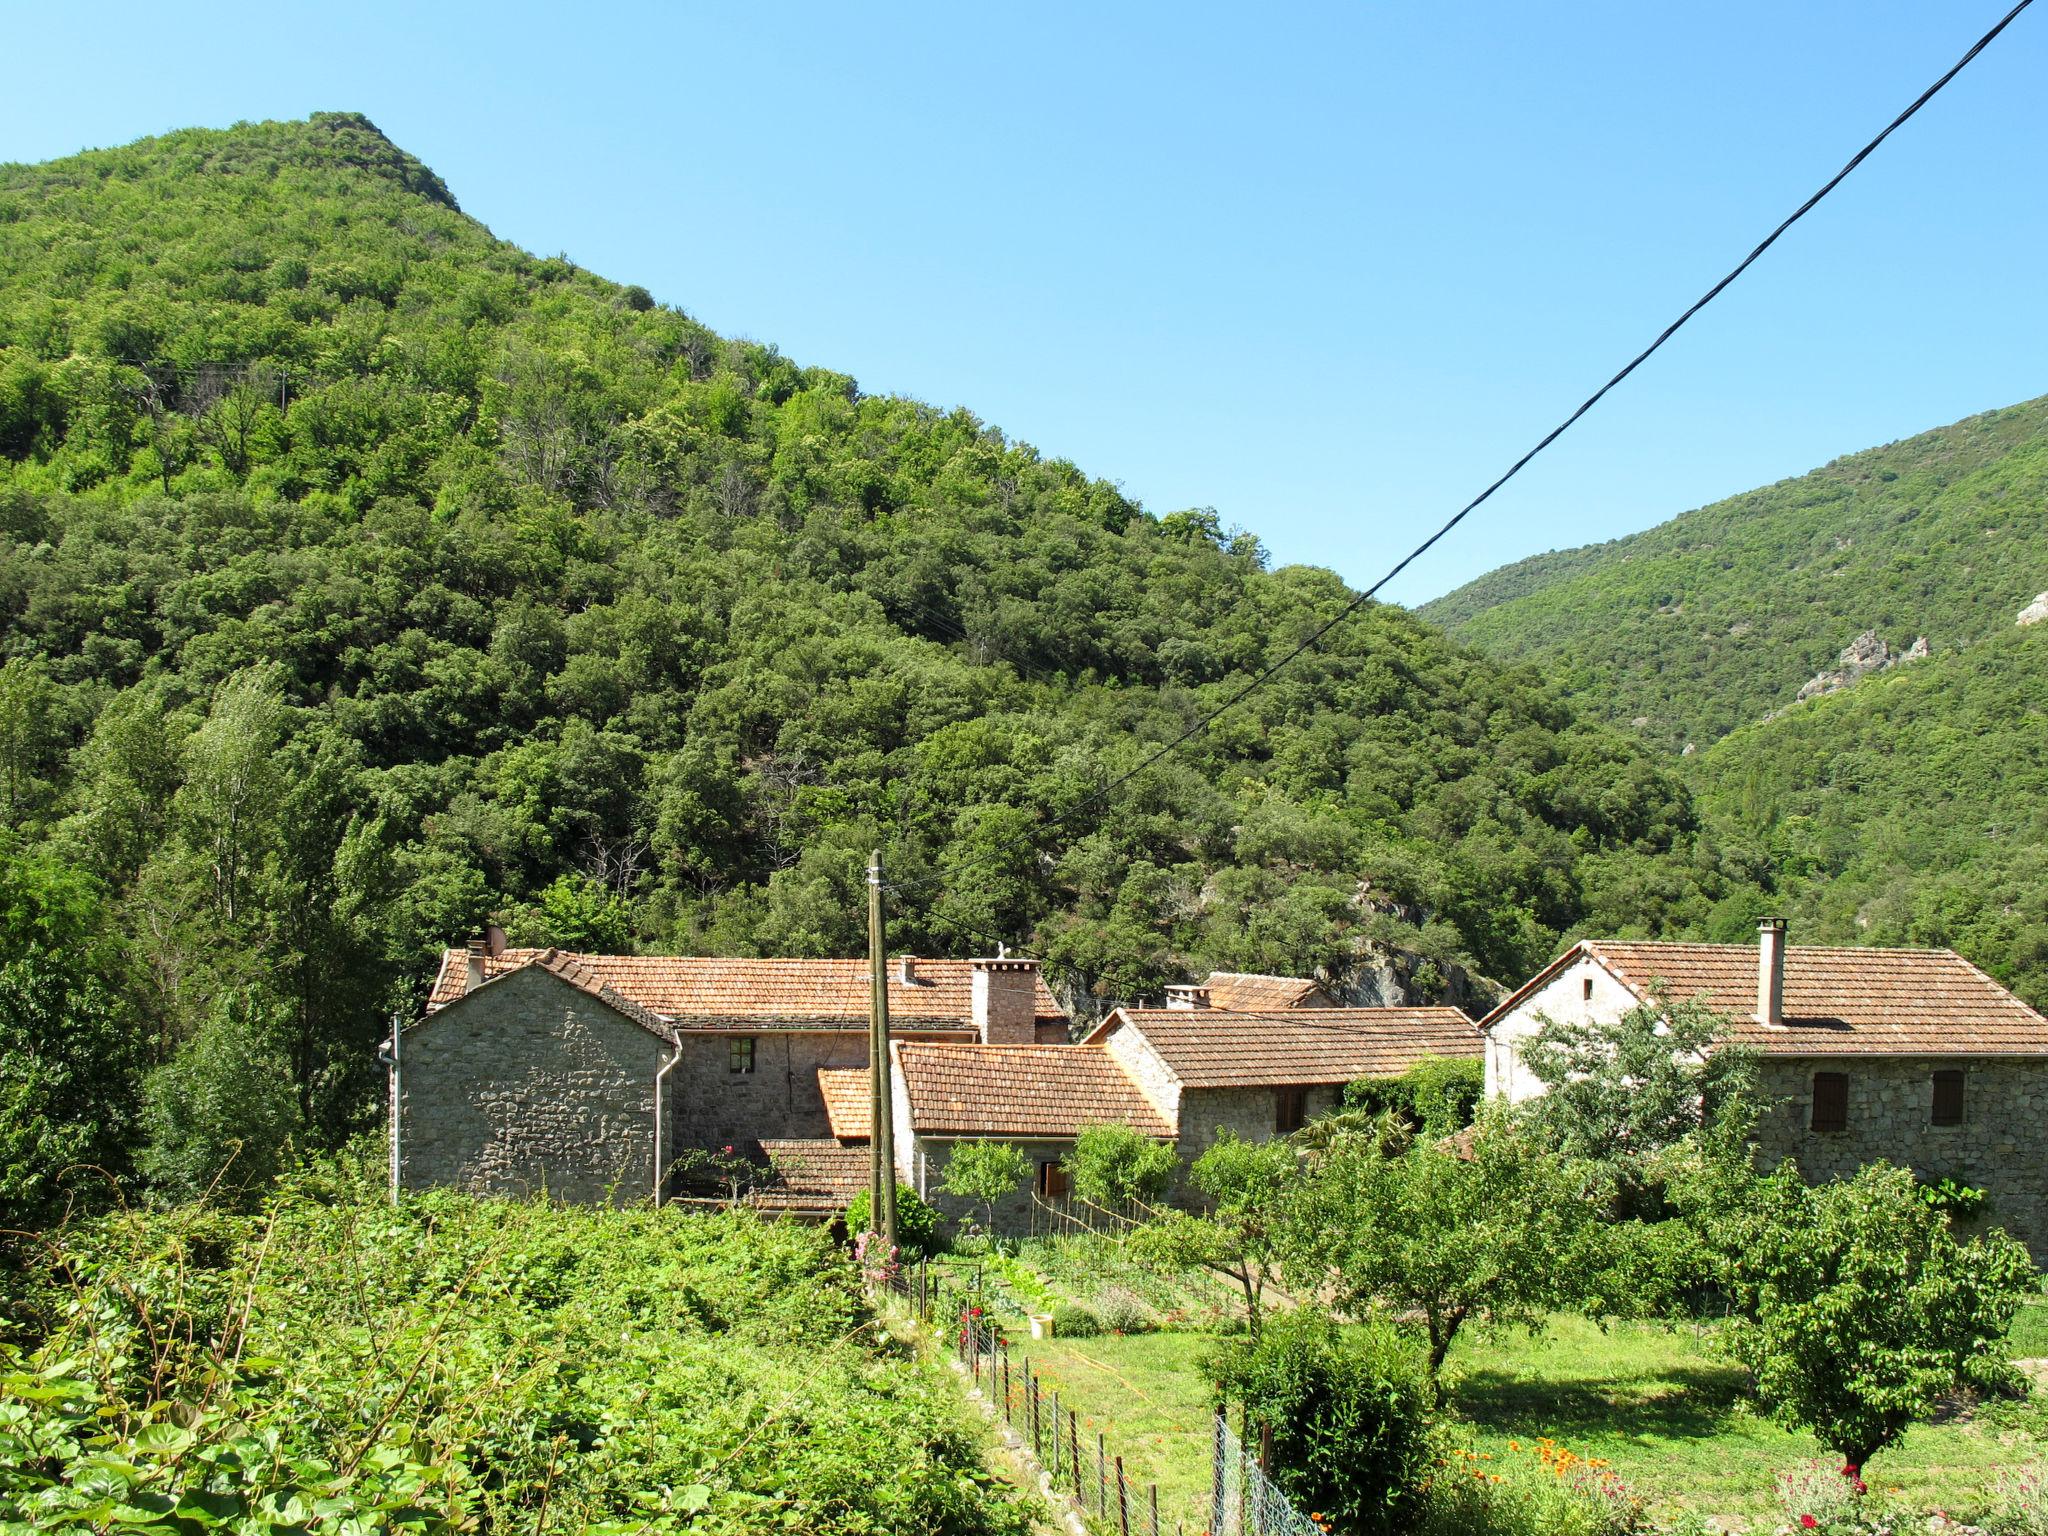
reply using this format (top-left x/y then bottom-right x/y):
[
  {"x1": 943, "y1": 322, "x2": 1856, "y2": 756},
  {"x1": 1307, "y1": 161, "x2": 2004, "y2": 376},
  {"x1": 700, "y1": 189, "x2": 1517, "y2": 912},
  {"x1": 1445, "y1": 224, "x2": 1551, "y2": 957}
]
[
  {"x1": 427, "y1": 949, "x2": 1063, "y2": 1032},
  {"x1": 1112, "y1": 1008, "x2": 1482, "y2": 1087},
  {"x1": 818, "y1": 1068, "x2": 872, "y2": 1140},
  {"x1": 419, "y1": 947, "x2": 678, "y2": 1041},
  {"x1": 1201, "y1": 972, "x2": 1331, "y2": 1010},
  {"x1": 894, "y1": 1044, "x2": 1172, "y2": 1139},
  {"x1": 1580, "y1": 941, "x2": 2048, "y2": 1057},
  {"x1": 753, "y1": 1139, "x2": 870, "y2": 1211}
]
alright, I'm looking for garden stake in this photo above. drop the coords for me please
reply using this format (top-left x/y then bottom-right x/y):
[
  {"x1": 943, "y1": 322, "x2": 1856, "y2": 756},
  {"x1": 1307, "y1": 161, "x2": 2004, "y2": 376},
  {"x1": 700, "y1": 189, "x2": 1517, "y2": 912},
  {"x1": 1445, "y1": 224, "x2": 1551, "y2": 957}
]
[{"x1": 1116, "y1": 1454, "x2": 1129, "y2": 1536}]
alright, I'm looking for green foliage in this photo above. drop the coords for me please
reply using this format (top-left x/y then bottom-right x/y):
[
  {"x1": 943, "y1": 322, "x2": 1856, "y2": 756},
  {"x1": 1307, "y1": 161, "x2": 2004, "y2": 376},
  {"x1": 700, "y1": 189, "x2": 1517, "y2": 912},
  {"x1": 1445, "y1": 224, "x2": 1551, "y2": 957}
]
[
  {"x1": 1050, "y1": 1301, "x2": 1100, "y2": 1338},
  {"x1": 0, "y1": 114, "x2": 1729, "y2": 1199},
  {"x1": 137, "y1": 988, "x2": 300, "y2": 1207},
  {"x1": 1209, "y1": 1310, "x2": 1436, "y2": 1536},
  {"x1": 1706, "y1": 1161, "x2": 2039, "y2": 1469},
  {"x1": 1062, "y1": 1123, "x2": 1177, "y2": 1208},
  {"x1": 0, "y1": 833, "x2": 139, "y2": 1227},
  {"x1": 0, "y1": 1165, "x2": 1026, "y2": 1535},
  {"x1": 940, "y1": 1141, "x2": 1030, "y2": 1233},
  {"x1": 1129, "y1": 1131, "x2": 1301, "y2": 1337},
  {"x1": 1518, "y1": 993, "x2": 1755, "y2": 1217},
  {"x1": 1917, "y1": 1175, "x2": 1991, "y2": 1219},
  {"x1": 846, "y1": 1182, "x2": 944, "y2": 1259},
  {"x1": 1342, "y1": 1055, "x2": 1484, "y2": 1134},
  {"x1": 1285, "y1": 1110, "x2": 1609, "y2": 1391}
]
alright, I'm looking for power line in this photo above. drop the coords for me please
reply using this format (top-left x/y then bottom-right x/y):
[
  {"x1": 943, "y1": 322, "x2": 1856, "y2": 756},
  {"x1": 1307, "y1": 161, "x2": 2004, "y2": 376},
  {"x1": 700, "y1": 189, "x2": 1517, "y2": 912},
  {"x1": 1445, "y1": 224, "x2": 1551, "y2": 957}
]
[{"x1": 1055, "y1": 0, "x2": 2036, "y2": 831}]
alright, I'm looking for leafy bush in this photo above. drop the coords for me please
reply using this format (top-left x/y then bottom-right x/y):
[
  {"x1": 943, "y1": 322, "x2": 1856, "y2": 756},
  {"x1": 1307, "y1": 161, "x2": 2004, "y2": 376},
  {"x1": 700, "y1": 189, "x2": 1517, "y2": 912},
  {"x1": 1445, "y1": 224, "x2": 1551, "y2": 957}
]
[
  {"x1": 1209, "y1": 1311, "x2": 1434, "y2": 1536},
  {"x1": 1343, "y1": 1055, "x2": 1484, "y2": 1134},
  {"x1": 1986, "y1": 1459, "x2": 2048, "y2": 1536},
  {"x1": 1063, "y1": 1123, "x2": 1178, "y2": 1208},
  {"x1": 0, "y1": 1167, "x2": 1027, "y2": 1535},
  {"x1": 941, "y1": 1141, "x2": 1030, "y2": 1236},
  {"x1": 1421, "y1": 1440, "x2": 1654, "y2": 1536},
  {"x1": 1089, "y1": 1285, "x2": 1148, "y2": 1334},
  {"x1": 847, "y1": 1182, "x2": 945, "y2": 1259},
  {"x1": 1049, "y1": 1302, "x2": 1099, "y2": 1338},
  {"x1": 137, "y1": 988, "x2": 299, "y2": 1209}
]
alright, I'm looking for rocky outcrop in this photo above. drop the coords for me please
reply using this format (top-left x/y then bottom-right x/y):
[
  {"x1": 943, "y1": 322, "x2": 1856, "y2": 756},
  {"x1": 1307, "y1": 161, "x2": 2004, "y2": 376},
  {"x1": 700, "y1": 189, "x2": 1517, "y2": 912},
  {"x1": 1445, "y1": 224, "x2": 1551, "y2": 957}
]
[
  {"x1": 1325, "y1": 941, "x2": 1500, "y2": 1014},
  {"x1": 1793, "y1": 630, "x2": 1928, "y2": 704},
  {"x1": 2019, "y1": 592, "x2": 2048, "y2": 627}
]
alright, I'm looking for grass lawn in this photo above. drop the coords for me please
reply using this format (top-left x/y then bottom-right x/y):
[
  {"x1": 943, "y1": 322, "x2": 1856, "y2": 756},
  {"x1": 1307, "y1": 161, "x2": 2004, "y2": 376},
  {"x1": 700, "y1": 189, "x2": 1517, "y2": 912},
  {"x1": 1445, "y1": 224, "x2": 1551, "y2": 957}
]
[
  {"x1": 1445, "y1": 1312, "x2": 2048, "y2": 1525},
  {"x1": 985, "y1": 1300, "x2": 2048, "y2": 1531}
]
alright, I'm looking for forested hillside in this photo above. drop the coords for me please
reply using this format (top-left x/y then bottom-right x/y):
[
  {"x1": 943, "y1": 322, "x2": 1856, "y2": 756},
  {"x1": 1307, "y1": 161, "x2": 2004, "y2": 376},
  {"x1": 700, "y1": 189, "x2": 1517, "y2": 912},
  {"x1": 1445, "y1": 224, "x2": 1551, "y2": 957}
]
[
  {"x1": 0, "y1": 113, "x2": 1746, "y2": 1215},
  {"x1": 1422, "y1": 399, "x2": 2048, "y2": 754},
  {"x1": 1689, "y1": 622, "x2": 2048, "y2": 994}
]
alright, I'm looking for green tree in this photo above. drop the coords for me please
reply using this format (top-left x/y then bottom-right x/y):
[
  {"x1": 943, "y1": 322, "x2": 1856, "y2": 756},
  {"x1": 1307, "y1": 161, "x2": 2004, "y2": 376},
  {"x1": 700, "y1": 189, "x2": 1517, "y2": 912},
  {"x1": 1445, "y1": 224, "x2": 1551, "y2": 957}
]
[
  {"x1": 1062, "y1": 1123, "x2": 1177, "y2": 1209},
  {"x1": 512, "y1": 873, "x2": 635, "y2": 952},
  {"x1": 1285, "y1": 1109, "x2": 1606, "y2": 1394},
  {"x1": 1342, "y1": 1055, "x2": 1484, "y2": 1135},
  {"x1": 1518, "y1": 992, "x2": 1757, "y2": 1215},
  {"x1": 1708, "y1": 1160, "x2": 2036, "y2": 1472},
  {"x1": 940, "y1": 1141, "x2": 1030, "y2": 1237},
  {"x1": 0, "y1": 656, "x2": 63, "y2": 826},
  {"x1": 0, "y1": 835, "x2": 139, "y2": 1227},
  {"x1": 139, "y1": 988, "x2": 300, "y2": 1208},
  {"x1": 177, "y1": 668, "x2": 288, "y2": 926},
  {"x1": 1129, "y1": 1131, "x2": 1299, "y2": 1337}
]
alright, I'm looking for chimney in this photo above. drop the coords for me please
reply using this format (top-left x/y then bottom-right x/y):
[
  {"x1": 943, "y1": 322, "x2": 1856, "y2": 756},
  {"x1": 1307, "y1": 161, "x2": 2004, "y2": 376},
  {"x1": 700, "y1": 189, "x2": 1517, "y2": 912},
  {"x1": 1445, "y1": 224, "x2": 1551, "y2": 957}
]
[
  {"x1": 485, "y1": 923, "x2": 508, "y2": 958},
  {"x1": 1757, "y1": 917, "x2": 1787, "y2": 1027},
  {"x1": 898, "y1": 955, "x2": 917, "y2": 986},
  {"x1": 464, "y1": 936, "x2": 487, "y2": 995},
  {"x1": 1164, "y1": 984, "x2": 1211, "y2": 1011},
  {"x1": 972, "y1": 956, "x2": 1039, "y2": 1045}
]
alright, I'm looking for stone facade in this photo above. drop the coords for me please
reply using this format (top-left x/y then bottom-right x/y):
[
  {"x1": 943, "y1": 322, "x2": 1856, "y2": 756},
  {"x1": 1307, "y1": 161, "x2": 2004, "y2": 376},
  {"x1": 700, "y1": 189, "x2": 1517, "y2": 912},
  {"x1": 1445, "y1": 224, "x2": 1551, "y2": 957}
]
[
  {"x1": 903, "y1": 1135, "x2": 1079, "y2": 1232},
  {"x1": 398, "y1": 966, "x2": 668, "y2": 1204},
  {"x1": 663, "y1": 1029, "x2": 968, "y2": 1151},
  {"x1": 1755, "y1": 1055, "x2": 2048, "y2": 1257}
]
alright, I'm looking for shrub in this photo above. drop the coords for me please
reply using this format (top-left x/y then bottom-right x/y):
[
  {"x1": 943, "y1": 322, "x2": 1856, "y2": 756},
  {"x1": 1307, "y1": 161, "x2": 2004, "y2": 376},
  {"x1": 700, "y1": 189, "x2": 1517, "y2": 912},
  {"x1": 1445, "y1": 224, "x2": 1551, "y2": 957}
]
[
  {"x1": 1986, "y1": 1458, "x2": 2048, "y2": 1536},
  {"x1": 1773, "y1": 1460, "x2": 1893, "y2": 1536},
  {"x1": 941, "y1": 1141, "x2": 1030, "y2": 1236},
  {"x1": 1344, "y1": 1056, "x2": 1484, "y2": 1134},
  {"x1": 1050, "y1": 1302, "x2": 1100, "y2": 1338},
  {"x1": 1089, "y1": 1285, "x2": 1148, "y2": 1334},
  {"x1": 1209, "y1": 1311, "x2": 1434, "y2": 1536},
  {"x1": 847, "y1": 1183, "x2": 945, "y2": 1259},
  {"x1": 1064, "y1": 1124, "x2": 1178, "y2": 1209},
  {"x1": 138, "y1": 989, "x2": 298, "y2": 1209},
  {"x1": 1422, "y1": 1440, "x2": 1654, "y2": 1536}
]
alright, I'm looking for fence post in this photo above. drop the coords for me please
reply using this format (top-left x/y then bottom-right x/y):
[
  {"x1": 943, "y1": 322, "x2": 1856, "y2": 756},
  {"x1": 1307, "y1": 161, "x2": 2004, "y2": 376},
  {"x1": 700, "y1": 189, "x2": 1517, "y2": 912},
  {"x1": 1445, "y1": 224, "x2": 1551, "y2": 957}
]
[
  {"x1": 1150, "y1": 1482, "x2": 1159, "y2": 1536},
  {"x1": 1097, "y1": 1429, "x2": 1106, "y2": 1516},
  {"x1": 1116, "y1": 1454, "x2": 1130, "y2": 1536},
  {"x1": 1068, "y1": 1409, "x2": 1079, "y2": 1501},
  {"x1": 1211, "y1": 1408, "x2": 1226, "y2": 1536},
  {"x1": 1001, "y1": 1342, "x2": 1011, "y2": 1422},
  {"x1": 1050, "y1": 1390, "x2": 1062, "y2": 1481}
]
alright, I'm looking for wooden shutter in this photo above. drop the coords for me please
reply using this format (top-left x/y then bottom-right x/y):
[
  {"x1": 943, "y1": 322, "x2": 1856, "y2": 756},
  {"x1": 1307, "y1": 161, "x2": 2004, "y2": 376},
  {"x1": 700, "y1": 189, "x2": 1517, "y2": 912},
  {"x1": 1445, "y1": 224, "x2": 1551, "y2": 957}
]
[
  {"x1": 1931, "y1": 1069, "x2": 1965, "y2": 1127},
  {"x1": 1810, "y1": 1071, "x2": 1848, "y2": 1133},
  {"x1": 1037, "y1": 1160, "x2": 1070, "y2": 1200}
]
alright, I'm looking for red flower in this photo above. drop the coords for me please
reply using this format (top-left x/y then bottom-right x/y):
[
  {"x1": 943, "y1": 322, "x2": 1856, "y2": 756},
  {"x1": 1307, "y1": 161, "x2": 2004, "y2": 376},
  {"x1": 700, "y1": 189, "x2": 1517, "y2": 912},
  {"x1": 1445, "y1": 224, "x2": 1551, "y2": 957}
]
[{"x1": 1800, "y1": 1517, "x2": 1818, "y2": 1529}]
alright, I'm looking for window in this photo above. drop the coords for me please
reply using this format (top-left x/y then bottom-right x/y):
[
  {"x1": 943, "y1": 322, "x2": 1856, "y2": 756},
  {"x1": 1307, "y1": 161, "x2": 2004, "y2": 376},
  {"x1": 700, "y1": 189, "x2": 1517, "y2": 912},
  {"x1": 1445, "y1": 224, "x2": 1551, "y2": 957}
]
[
  {"x1": 1036, "y1": 1160, "x2": 1070, "y2": 1200},
  {"x1": 728, "y1": 1036, "x2": 755, "y2": 1075},
  {"x1": 1275, "y1": 1087, "x2": 1306, "y2": 1134},
  {"x1": 1810, "y1": 1071, "x2": 1848, "y2": 1133},
  {"x1": 1931, "y1": 1069, "x2": 1965, "y2": 1127},
  {"x1": 1582, "y1": 977, "x2": 1595, "y2": 1003}
]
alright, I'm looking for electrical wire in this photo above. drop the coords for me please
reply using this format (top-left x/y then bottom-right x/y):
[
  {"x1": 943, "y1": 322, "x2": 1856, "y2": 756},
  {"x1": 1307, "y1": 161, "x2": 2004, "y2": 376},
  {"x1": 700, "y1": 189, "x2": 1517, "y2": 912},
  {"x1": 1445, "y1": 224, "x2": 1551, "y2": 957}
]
[{"x1": 1053, "y1": 0, "x2": 2037, "y2": 832}]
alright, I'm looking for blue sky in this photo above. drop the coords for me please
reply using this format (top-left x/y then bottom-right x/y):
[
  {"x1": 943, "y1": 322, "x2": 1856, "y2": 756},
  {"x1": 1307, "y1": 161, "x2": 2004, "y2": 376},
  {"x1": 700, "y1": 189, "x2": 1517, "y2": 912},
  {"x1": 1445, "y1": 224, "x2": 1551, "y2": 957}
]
[{"x1": 3, "y1": 1, "x2": 2042, "y2": 604}]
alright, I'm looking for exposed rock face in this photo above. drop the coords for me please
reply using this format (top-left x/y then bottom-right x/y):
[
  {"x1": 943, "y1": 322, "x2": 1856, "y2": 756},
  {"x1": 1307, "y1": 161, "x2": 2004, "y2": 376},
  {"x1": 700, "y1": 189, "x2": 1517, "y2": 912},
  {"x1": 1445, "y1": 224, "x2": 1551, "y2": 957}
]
[
  {"x1": 2019, "y1": 592, "x2": 2048, "y2": 627},
  {"x1": 1325, "y1": 941, "x2": 1500, "y2": 1014},
  {"x1": 1794, "y1": 630, "x2": 1928, "y2": 704}
]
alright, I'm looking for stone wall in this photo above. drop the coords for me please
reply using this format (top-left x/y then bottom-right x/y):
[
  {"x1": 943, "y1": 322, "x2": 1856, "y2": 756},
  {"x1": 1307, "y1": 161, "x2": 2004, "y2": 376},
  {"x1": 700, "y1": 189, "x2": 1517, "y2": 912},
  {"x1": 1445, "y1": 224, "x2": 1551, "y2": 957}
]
[
  {"x1": 665, "y1": 1029, "x2": 869, "y2": 1149},
  {"x1": 398, "y1": 966, "x2": 666, "y2": 1204},
  {"x1": 905, "y1": 1135, "x2": 1078, "y2": 1234},
  {"x1": 1755, "y1": 1055, "x2": 2048, "y2": 1259},
  {"x1": 1173, "y1": 1085, "x2": 1339, "y2": 1179}
]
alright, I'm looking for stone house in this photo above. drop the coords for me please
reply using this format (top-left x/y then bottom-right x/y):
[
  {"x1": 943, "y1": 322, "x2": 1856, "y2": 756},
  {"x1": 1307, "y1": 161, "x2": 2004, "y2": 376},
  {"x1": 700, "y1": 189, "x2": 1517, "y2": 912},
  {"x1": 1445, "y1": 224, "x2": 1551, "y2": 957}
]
[
  {"x1": 869, "y1": 1000, "x2": 1480, "y2": 1230},
  {"x1": 397, "y1": 944, "x2": 1066, "y2": 1205},
  {"x1": 1480, "y1": 920, "x2": 2048, "y2": 1257}
]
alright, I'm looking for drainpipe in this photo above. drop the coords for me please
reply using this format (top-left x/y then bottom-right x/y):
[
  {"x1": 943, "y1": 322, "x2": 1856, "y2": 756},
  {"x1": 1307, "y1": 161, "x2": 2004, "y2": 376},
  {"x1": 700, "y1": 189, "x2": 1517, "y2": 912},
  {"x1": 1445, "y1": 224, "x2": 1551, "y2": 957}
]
[
  {"x1": 376, "y1": 1012, "x2": 401, "y2": 1205},
  {"x1": 653, "y1": 1039, "x2": 683, "y2": 1207}
]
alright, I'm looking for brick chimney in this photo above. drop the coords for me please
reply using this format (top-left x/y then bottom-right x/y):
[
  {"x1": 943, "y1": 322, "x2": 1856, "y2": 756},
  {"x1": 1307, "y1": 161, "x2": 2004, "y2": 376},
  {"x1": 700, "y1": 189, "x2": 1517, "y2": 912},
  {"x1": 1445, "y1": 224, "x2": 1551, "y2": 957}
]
[
  {"x1": 1757, "y1": 917, "x2": 1787, "y2": 1027},
  {"x1": 972, "y1": 956, "x2": 1039, "y2": 1044},
  {"x1": 1164, "y1": 984, "x2": 1210, "y2": 1011},
  {"x1": 464, "y1": 936, "x2": 487, "y2": 995}
]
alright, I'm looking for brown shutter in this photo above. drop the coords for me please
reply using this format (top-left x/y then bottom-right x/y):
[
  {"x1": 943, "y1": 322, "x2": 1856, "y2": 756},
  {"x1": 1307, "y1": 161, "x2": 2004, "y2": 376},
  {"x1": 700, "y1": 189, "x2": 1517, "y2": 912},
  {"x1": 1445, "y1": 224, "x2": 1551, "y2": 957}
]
[
  {"x1": 1810, "y1": 1071, "x2": 1848, "y2": 1133},
  {"x1": 1931, "y1": 1069, "x2": 1965, "y2": 1127},
  {"x1": 1275, "y1": 1087, "x2": 1306, "y2": 1134},
  {"x1": 1037, "y1": 1160, "x2": 1070, "y2": 1200}
]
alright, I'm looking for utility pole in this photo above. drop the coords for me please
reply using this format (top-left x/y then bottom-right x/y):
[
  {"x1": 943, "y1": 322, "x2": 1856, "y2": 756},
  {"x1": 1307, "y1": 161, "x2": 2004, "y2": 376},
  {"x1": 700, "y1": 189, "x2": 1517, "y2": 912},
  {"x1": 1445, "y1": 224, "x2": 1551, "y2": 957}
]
[{"x1": 867, "y1": 850, "x2": 899, "y2": 1249}]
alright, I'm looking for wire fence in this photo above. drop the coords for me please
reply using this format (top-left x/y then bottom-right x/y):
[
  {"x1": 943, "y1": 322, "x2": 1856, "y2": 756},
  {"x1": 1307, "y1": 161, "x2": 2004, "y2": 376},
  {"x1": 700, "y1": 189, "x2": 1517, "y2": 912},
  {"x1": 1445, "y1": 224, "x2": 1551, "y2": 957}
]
[
  {"x1": 1210, "y1": 1408, "x2": 1322, "y2": 1536},
  {"x1": 887, "y1": 1259, "x2": 1181, "y2": 1536}
]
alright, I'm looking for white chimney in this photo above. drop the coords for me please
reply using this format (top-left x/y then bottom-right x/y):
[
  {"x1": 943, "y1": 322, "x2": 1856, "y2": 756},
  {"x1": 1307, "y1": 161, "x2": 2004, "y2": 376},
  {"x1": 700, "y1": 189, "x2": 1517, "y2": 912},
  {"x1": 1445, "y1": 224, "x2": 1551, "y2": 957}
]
[
  {"x1": 1757, "y1": 918, "x2": 1787, "y2": 1027},
  {"x1": 898, "y1": 954, "x2": 917, "y2": 985},
  {"x1": 464, "y1": 936, "x2": 487, "y2": 995},
  {"x1": 971, "y1": 956, "x2": 1039, "y2": 1044},
  {"x1": 1164, "y1": 984, "x2": 1210, "y2": 1011}
]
